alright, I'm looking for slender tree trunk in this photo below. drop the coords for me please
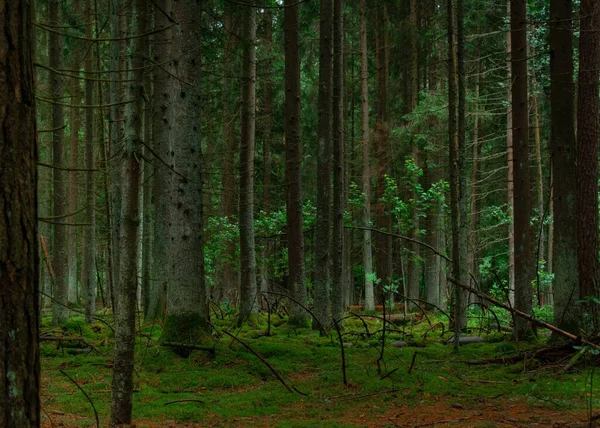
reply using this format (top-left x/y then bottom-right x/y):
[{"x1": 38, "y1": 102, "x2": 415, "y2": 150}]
[
  {"x1": 0, "y1": 1, "x2": 40, "y2": 423},
  {"x1": 407, "y1": 0, "x2": 421, "y2": 310},
  {"x1": 375, "y1": 0, "x2": 391, "y2": 299},
  {"x1": 260, "y1": 9, "x2": 273, "y2": 307},
  {"x1": 110, "y1": 0, "x2": 147, "y2": 424},
  {"x1": 68, "y1": 63, "x2": 80, "y2": 306},
  {"x1": 531, "y1": 93, "x2": 544, "y2": 271},
  {"x1": 511, "y1": 0, "x2": 534, "y2": 339},
  {"x1": 218, "y1": 4, "x2": 238, "y2": 304},
  {"x1": 285, "y1": 0, "x2": 309, "y2": 326},
  {"x1": 313, "y1": 0, "x2": 333, "y2": 331},
  {"x1": 468, "y1": 64, "x2": 481, "y2": 295},
  {"x1": 506, "y1": 0, "x2": 515, "y2": 307},
  {"x1": 238, "y1": 0, "x2": 258, "y2": 325},
  {"x1": 576, "y1": 0, "x2": 600, "y2": 331},
  {"x1": 359, "y1": 0, "x2": 375, "y2": 311},
  {"x1": 331, "y1": 0, "x2": 345, "y2": 323},
  {"x1": 49, "y1": 0, "x2": 69, "y2": 325},
  {"x1": 163, "y1": 0, "x2": 209, "y2": 340},
  {"x1": 83, "y1": 0, "x2": 96, "y2": 323}
]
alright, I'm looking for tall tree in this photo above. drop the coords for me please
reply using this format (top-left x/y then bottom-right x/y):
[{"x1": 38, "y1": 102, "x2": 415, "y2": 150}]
[
  {"x1": 332, "y1": 0, "x2": 345, "y2": 323},
  {"x1": 163, "y1": 0, "x2": 210, "y2": 338},
  {"x1": 511, "y1": 0, "x2": 534, "y2": 339},
  {"x1": 238, "y1": 0, "x2": 259, "y2": 324},
  {"x1": 0, "y1": 0, "x2": 40, "y2": 424},
  {"x1": 313, "y1": 0, "x2": 333, "y2": 331},
  {"x1": 549, "y1": 0, "x2": 578, "y2": 334},
  {"x1": 285, "y1": 0, "x2": 309, "y2": 326},
  {"x1": 83, "y1": 0, "x2": 96, "y2": 323},
  {"x1": 110, "y1": 0, "x2": 147, "y2": 423},
  {"x1": 49, "y1": 0, "x2": 69, "y2": 325},
  {"x1": 359, "y1": 0, "x2": 375, "y2": 312},
  {"x1": 147, "y1": 0, "x2": 171, "y2": 322},
  {"x1": 576, "y1": 0, "x2": 600, "y2": 331}
]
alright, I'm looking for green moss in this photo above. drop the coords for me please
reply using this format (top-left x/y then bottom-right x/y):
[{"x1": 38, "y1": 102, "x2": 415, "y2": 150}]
[{"x1": 161, "y1": 313, "x2": 209, "y2": 357}]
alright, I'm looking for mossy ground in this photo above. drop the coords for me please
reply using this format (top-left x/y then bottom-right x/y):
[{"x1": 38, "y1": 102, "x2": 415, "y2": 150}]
[{"x1": 40, "y1": 310, "x2": 596, "y2": 427}]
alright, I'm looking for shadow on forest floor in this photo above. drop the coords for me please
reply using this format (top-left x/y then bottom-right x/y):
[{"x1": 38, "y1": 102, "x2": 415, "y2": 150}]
[{"x1": 39, "y1": 309, "x2": 596, "y2": 427}]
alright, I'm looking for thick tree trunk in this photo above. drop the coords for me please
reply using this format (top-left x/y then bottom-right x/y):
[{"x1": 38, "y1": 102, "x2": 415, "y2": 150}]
[
  {"x1": 285, "y1": 0, "x2": 309, "y2": 326},
  {"x1": 506, "y1": 0, "x2": 515, "y2": 306},
  {"x1": 359, "y1": 0, "x2": 375, "y2": 311},
  {"x1": 163, "y1": 0, "x2": 210, "y2": 339},
  {"x1": 549, "y1": 0, "x2": 577, "y2": 334},
  {"x1": 110, "y1": 0, "x2": 146, "y2": 424},
  {"x1": 0, "y1": 1, "x2": 40, "y2": 424},
  {"x1": 49, "y1": 0, "x2": 69, "y2": 325},
  {"x1": 147, "y1": 0, "x2": 171, "y2": 322},
  {"x1": 576, "y1": 0, "x2": 600, "y2": 331},
  {"x1": 511, "y1": 0, "x2": 534, "y2": 339},
  {"x1": 238, "y1": 0, "x2": 258, "y2": 324},
  {"x1": 313, "y1": 0, "x2": 333, "y2": 331}
]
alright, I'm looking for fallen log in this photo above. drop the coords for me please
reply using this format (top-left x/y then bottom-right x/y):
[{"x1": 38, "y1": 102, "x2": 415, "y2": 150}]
[{"x1": 447, "y1": 276, "x2": 600, "y2": 351}]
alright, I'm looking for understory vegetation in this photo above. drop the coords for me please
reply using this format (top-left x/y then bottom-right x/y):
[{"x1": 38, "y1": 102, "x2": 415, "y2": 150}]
[{"x1": 41, "y1": 308, "x2": 596, "y2": 427}]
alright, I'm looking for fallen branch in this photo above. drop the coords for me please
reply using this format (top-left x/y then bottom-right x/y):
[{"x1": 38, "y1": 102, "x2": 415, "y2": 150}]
[
  {"x1": 164, "y1": 399, "x2": 205, "y2": 406},
  {"x1": 40, "y1": 335, "x2": 100, "y2": 353},
  {"x1": 334, "y1": 388, "x2": 400, "y2": 402},
  {"x1": 161, "y1": 342, "x2": 215, "y2": 355},
  {"x1": 59, "y1": 370, "x2": 100, "y2": 428},
  {"x1": 447, "y1": 276, "x2": 600, "y2": 351}
]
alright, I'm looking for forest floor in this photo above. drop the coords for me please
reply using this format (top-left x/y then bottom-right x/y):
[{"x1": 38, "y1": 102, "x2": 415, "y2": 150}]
[{"x1": 40, "y1": 308, "x2": 597, "y2": 427}]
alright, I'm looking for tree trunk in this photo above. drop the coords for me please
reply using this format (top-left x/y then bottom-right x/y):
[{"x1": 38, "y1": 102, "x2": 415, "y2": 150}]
[
  {"x1": 163, "y1": 0, "x2": 210, "y2": 339},
  {"x1": 576, "y1": 0, "x2": 600, "y2": 331},
  {"x1": 68, "y1": 57, "x2": 80, "y2": 306},
  {"x1": 49, "y1": 0, "x2": 69, "y2": 325},
  {"x1": 506, "y1": 0, "x2": 515, "y2": 307},
  {"x1": 82, "y1": 0, "x2": 96, "y2": 323},
  {"x1": 359, "y1": 0, "x2": 375, "y2": 311},
  {"x1": 217, "y1": 4, "x2": 238, "y2": 304},
  {"x1": 110, "y1": 0, "x2": 146, "y2": 424},
  {"x1": 285, "y1": 0, "x2": 309, "y2": 326},
  {"x1": 238, "y1": 0, "x2": 258, "y2": 325},
  {"x1": 0, "y1": 1, "x2": 40, "y2": 424},
  {"x1": 468, "y1": 61, "x2": 481, "y2": 296},
  {"x1": 549, "y1": 0, "x2": 577, "y2": 333},
  {"x1": 511, "y1": 0, "x2": 534, "y2": 339},
  {"x1": 147, "y1": 0, "x2": 171, "y2": 322},
  {"x1": 332, "y1": 0, "x2": 345, "y2": 323},
  {"x1": 313, "y1": 0, "x2": 333, "y2": 331}
]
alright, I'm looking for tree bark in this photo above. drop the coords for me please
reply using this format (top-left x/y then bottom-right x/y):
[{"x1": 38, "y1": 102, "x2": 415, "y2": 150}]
[
  {"x1": 110, "y1": 0, "x2": 146, "y2": 424},
  {"x1": 511, "y1": 0, "x2": 534, "y2": 339},
  {"x1": 0, "y1": 1, "x2": 40, "y2": 424},
  {"x1": 285, "y1": 0, "x2": 309, "y2": 326},
  {"x1": 549, "y1": 0, "x2": 577, "y2": 334},
  {"x1": 83, "y1": 0, "x2": 96, "y2": 323},
  {"x1": 331, "y1": 0, "x2": 345, "y2": 323},
  {"x1": 163, "y1": 0, "x2": 209, "y2": 339},
  {"x1": 238, "y1": 0, "x2": 258, "y2": 324},
  {"x1": 49, "y1": 0, "x2": 69, "y2": 325},
  {"x1": 313, "y1": 0, "x2": 333, "y2": 331},
  {"x1": 506, "y1": 0, "x2": 515, "y2": 307},
  {"x1": 576, "y1": 0, "x2": 600, "y2": 331},
  {"x1": 359, "y1": 0, "x2": 375, "y2": 311}
]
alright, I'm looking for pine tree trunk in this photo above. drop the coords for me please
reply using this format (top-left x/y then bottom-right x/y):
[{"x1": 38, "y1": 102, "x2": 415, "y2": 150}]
[
  {"x1": 506, "y1": 0, "x2": 515, "y2": 307},
  {"x1": 238, "y1": 0, "x2": 258, "y2": 325},
  {"x1": 163, "y1": 0, "x2": 209, "y2": 339},
  {"x1": 549, "y1": 0, "x2": 576, "y2": 333},
  {"x1": 511, "y1": 0, "x2": 534, "y2": 339},
  {"x1": 110, "y1": 0, "x2": 146, "y2": 423},
  {"x1": 68, "y1": 61, "x2": 80, "y2": 306},
  {"x1": 49, "y1": 0, "x2": 69, "y2": 325},
  {"x1": 313, "y1": 0, "x2": 333, "y2": 331},
  {"x1": 576, "y1": 0, "x2": 600, "y2": 331},
  {"x1": 359, "y1": 0, "x2": 375, "y2": 311},
  {"x1": 0, "y1": 1, "x2": 40, "y2": 423},
  {"x1": 331, "y1": 0, "x2": 345, "y2": 323},
  {"x1": 285, "y1": 0, "x2": 309, "y2": 326}
]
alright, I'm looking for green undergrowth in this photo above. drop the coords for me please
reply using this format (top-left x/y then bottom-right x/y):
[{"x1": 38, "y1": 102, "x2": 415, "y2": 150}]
[{"x1": 40, "y1": 311, "x2": 598, "y2": 427}]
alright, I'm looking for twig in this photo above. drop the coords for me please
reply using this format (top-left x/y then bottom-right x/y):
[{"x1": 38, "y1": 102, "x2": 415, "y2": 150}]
[
  {"x1": 334, "y1": 388, "x2": 400, "y2": 402},
  {"x1": 408, "y1": 351, "x2": 418, "y2": 374},
  {"x1": 332, "y1": 318, "x2": 348, "y2": 387},
  {"x1": 59, "y1": 370, "x2": 100, "y2": 428},
  {"x1": 164, "y1": 399, "x2": 205, "y2": 406}
]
